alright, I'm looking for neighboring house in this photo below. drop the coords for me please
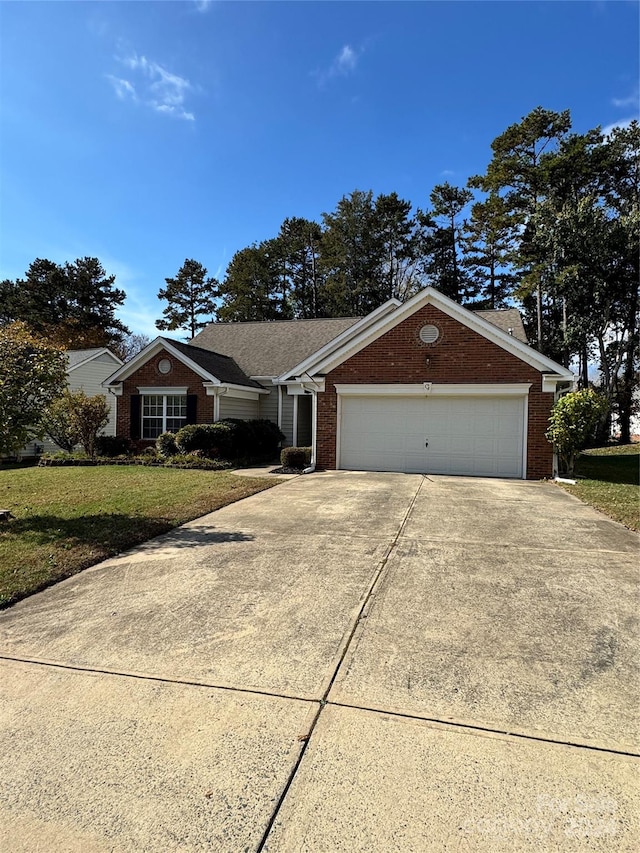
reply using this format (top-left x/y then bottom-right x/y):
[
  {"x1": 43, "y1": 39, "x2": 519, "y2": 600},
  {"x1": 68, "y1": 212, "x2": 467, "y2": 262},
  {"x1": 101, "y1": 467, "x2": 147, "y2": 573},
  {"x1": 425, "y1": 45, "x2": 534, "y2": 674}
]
[
  {"x1": 103, "y1": 287, "x2": 574, "y2": 479},
  {"x1": 20, "y1": 348, "x2": 123, "y2": 457}
]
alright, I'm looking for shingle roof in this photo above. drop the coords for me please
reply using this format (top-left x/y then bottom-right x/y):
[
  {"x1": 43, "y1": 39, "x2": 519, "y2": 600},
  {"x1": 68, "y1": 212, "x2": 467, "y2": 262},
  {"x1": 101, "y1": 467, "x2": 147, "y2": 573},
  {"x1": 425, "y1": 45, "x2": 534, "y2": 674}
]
[
  {"x1": 188, "y1": 308, "x2": 528, "y2": 377},
  {"x1": 191, "y1": 317, "x2": 361, "y2": 377},
  {"x1": 66, "y1": 348, "x2": 107, "y2": 368},
  {"x1": 474, "y1": 309, "x2": 528, "y2": 344},
  {"x1": 162, "y1": 338, "x2": 264, "y2": 389}
]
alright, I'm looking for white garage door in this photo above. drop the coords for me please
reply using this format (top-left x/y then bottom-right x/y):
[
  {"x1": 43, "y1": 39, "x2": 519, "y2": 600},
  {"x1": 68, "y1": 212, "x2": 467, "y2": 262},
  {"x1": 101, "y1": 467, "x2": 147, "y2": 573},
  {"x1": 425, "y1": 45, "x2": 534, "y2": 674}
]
[{"x1": 339, "y1": 395, "x2": 525, "y2": 478}]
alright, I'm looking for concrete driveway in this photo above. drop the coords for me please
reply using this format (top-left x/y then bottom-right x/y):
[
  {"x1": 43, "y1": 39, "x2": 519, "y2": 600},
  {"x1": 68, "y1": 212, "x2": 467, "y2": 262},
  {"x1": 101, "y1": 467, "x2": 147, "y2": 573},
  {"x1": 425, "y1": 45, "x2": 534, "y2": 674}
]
[{"x1": 0, "y1": 472, "x2": 638, "y2": 851}]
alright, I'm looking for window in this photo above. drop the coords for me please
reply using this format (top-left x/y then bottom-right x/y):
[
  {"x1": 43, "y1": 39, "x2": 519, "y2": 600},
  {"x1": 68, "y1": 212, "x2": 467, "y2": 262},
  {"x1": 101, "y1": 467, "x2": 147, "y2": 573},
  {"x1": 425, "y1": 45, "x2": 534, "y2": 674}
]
[{"x1": 142, "y1": 395, "x2": 187, "y2": 439}]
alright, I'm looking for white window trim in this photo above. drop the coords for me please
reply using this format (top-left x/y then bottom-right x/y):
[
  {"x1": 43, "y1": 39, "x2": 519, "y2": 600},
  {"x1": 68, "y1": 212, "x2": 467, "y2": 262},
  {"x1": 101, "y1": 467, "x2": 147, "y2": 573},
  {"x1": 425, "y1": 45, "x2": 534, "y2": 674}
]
[
  {"x1": 141, "y1": 393, "x2": 188, "y2": 439},
  {"x1": 138, "y1": 386, "x2": 188, "y2": 395}
]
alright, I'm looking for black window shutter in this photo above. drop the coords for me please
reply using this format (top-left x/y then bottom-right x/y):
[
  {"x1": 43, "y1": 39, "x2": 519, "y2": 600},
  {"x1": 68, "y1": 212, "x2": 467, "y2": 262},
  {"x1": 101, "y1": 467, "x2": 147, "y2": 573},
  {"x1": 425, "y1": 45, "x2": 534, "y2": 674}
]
[
  {"x1": 130, "y1": 395, "x2": 141, "y2": 440},
  {"x1": 186, "y1": 395, "x2": 197, "y2": 424}
]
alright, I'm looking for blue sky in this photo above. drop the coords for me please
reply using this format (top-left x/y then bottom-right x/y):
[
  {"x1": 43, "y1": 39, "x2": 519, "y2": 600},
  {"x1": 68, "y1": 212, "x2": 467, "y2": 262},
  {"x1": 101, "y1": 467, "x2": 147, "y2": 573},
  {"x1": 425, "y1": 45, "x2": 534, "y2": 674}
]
[{"x1": 1, "y1": 0, "x2": 638, "y2": 337}]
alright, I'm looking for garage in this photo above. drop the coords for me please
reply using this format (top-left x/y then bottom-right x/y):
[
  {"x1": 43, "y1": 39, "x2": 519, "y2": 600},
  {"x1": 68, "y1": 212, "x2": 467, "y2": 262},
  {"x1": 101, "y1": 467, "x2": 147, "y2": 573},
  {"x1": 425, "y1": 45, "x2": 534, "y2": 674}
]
[{"x1": 337, "y1": 385, "x2": 528, "y2": 478}]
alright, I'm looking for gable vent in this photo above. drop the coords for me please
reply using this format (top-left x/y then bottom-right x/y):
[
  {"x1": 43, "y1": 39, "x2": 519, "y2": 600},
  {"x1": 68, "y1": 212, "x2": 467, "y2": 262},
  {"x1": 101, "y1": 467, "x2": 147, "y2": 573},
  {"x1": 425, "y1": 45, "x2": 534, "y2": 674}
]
[{"x1": 419, "y1": 324, "x2": 440, "y2": 344}]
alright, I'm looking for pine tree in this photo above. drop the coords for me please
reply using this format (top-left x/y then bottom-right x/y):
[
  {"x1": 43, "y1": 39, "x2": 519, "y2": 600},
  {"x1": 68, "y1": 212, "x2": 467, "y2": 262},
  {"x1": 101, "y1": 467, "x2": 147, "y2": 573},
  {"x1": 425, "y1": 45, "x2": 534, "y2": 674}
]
[
  {"x1": 422, "y1": 182, "x2": 474, "y2": 303},
  {"x1": 469, "y1": 106, "x2": 572, "y2": 350},
  {"x1": 461, "y1": 193, "x2": 517, "y2": 309},
  {"x1": 156, "y1": 259, "x2": 219, "y2": 339}
]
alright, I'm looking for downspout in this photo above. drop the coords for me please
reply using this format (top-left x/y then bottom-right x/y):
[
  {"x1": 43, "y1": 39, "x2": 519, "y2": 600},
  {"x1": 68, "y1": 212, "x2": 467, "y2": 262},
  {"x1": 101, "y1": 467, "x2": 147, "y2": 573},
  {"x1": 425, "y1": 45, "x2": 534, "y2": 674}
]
[{"x1": 303, "y1": 390, "x2": 317, "y2": 474}]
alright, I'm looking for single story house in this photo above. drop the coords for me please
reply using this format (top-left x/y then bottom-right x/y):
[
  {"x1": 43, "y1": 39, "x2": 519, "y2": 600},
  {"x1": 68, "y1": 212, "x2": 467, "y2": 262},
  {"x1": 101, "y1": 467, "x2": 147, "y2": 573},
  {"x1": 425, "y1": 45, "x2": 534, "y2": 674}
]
[
  {"x1": 19, "y1": 347, "x2": 123, "y2": 458},
  {"x1": 103, "y1": 287, "x2": 574, "y2": 479}
]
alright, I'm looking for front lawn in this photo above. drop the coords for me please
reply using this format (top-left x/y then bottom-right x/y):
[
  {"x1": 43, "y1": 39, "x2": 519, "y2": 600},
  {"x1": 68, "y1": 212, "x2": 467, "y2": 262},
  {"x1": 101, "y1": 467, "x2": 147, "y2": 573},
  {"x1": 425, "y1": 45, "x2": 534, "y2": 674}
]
[
  {"x1": 0, "y1": 465, "x2": 277, "y2": 608},
  {"x1": 558, "y1": 444, "x2": 639, "y2": 531}
]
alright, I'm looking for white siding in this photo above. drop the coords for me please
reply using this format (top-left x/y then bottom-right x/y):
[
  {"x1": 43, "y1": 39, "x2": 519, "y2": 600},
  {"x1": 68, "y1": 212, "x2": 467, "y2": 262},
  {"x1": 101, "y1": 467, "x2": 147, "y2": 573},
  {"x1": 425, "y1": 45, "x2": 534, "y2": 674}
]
[
  {"x1": 218, "y1": 395, "x2": 259, "y2": 421},
  {"x1": 69, "y1": 360, "x2": 119, "y2": 437}
]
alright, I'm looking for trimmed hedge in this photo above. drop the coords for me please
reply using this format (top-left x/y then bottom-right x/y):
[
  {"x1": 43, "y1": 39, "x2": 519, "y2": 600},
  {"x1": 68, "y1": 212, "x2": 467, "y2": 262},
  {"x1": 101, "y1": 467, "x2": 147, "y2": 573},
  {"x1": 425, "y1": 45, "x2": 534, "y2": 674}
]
[
  {"x1": 280, "y1": 446, "x2": 312, "y2": 469},
  {"x1": 175, "y1": 422, "x2": 235, "y2": 458},
  {"x1": 173, "y1": 419, "x2": 285, "y2": 462}
]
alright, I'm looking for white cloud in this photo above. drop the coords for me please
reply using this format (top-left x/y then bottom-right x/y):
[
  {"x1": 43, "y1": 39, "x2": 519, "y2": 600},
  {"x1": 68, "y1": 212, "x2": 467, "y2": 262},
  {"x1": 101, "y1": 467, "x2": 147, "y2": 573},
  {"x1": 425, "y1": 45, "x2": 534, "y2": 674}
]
[
  {"x1": 106, "y1": 75, "x2": 136, "y2": 101},
  {"x1": 315, "y1": 43, "x2": 361, "y2": 87},
  {"x1": 612, "y1": 88, "x2": 639, "y2": 109},
  {"x1": 602, "y1": 117, "x2": 637, "y2": 136},
  {"x1": 194, "y1": 0, "x2": 212, "y2": 12},
  {"x1": 336, "y1": 45, "x2": 357, "y2": 73},
  {"x1": 111, "y1": 52, "x2": 195, "y2": 121}
]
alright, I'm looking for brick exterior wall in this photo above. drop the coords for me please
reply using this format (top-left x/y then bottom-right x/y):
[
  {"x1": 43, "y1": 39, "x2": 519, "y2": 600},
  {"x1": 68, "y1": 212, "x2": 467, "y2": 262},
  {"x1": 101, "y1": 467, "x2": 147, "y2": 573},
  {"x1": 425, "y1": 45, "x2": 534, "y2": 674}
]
[
  {"x1": 116, "y1": 349, "x2": 213, "y2": 446},
  {"x1": 316, "y1": 304, "x2": 555, "y2": 479}
]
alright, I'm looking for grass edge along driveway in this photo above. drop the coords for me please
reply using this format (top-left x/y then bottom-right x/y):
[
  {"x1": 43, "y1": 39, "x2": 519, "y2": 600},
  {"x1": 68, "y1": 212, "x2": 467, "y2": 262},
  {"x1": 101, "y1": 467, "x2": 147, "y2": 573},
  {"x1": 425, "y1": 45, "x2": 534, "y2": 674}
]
[
  {"x1": 558, "y1": 443, "x2": 639, "y2": 532},
  {"x1": 0, "y1": 465, "x2": 278, "y2": 609}
]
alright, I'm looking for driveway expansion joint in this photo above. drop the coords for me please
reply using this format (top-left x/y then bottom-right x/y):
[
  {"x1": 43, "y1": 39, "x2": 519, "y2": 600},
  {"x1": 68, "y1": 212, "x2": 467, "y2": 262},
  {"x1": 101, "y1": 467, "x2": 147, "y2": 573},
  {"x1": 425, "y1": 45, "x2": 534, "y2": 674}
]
[
  {"x1": 0, "y1": 654, "x2": 319, "y2": 706},
  {"x1": 325, "y1": 700, "x2": 640, "y2": 759},
  {"x1": 255, "y1": 475, "x2": 428, "y2": 852}
]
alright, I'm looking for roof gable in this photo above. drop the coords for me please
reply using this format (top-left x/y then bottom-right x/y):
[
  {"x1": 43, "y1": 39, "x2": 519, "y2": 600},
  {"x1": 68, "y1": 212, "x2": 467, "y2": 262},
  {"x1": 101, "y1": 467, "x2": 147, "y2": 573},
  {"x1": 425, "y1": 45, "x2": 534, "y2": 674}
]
[
  {"x1": 102, "y1": 337, "x2": 260, "y2": 390},
  {"x1": 67, "y1": 348, "x2": 123, "y2": 371},
  {"x1": 283, "y1": 287, "x2": 572, "y2": 380}
]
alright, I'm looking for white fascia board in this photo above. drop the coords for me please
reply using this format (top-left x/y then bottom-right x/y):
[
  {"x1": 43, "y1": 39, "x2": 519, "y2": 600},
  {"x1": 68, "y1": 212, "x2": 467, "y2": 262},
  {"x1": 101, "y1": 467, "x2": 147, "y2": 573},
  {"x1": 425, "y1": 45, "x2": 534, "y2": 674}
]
[
  {"x1": 69, "y1": 348, "x2": 123, "y2": 373},
  {"x1": 275, "y1": 298, "x2": 402, "y2": 382},
  {"x1": 542, "y1": 373, "x2": 576, "y2": 393},
  {"x1": 335, "y1": 383, "x2": 532, "y2": 397},
  {"x1": 137, "y1": 386, "x2": 188, "y2": 395},
  {"x1": 309, "y1": 287, "x2": 574, "y2": 379},
  {"x1": 285, "y1": 379, "x2": 325, "y2": 395}
]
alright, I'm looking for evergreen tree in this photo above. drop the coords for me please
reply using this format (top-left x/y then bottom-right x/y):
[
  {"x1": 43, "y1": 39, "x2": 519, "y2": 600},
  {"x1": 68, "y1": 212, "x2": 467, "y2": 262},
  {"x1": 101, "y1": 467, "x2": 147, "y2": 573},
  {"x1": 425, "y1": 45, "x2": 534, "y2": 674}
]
[
  {"x1": 156, "y1": 259, "x2": 219, "y2": 339},
  {"x1": 275, "y1": 217, "x2": 324, "y2": 318},
  {"x1": 216, "y1": 245, "x2": 283, "y2": 322},
  {"x1": 0, "y1": 257, "x2": 128, "y2": 349},
  {"x1": 320, "y1": 189, "x2": 385, "y2": 316},
  {"x1": 461, "y1": 193, "x2": 517, "y2": 309},
  {"x1": 469, "y1": 106, "x2": 572, "y2": 350},
  {"x1": 374, "y1": 192, "x2": 424, "y2": 302},
  {"x1": 422, "y1": 182, "x2": 474, "y2": 303}
]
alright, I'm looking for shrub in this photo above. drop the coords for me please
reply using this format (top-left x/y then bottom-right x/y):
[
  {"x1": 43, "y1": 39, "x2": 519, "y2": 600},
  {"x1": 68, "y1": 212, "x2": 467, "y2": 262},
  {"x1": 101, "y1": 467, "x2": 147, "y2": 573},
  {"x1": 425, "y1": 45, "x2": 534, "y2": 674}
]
[
  {"x1": 546, "y1": 389, "x2": 609, "y2": 475},
  {"x1": 59, "y1": 390, "x2": 110, "y2": 459},
  {"x1": 280, "y1": 446, "x2": 312, "y2": 469},
  {"x1": 175, "y1": 422, "x2": 235, "y2": 458},
  {"x1": 174, "y1": 419, "x2": 285, "y2": 462},
  {"x1": 250, "y1": 419, "x2": 286, "y2": 459},
  {"x1": 156, "y1": 431, "x2": 178, "y2": 457},
  {"x1": 42, "y1": 392, "x2": 80, "y2": 452},
  {"x1": 221, "y1": 418, "x2": 285, "y2": 461},
  {"x1": 95, "y1": 435, "x2": 134, "y2": 457}
]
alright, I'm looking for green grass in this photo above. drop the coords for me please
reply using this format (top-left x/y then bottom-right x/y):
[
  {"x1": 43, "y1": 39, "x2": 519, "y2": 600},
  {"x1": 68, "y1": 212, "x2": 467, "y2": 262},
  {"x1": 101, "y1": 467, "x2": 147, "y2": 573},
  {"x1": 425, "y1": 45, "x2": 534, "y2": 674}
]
[
  {"x1": 559, "y1": 444, "x2": 640, "y2": 531},
  {"x1": 0, "y1": 465, "x2": 277, "y2": 608}
]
